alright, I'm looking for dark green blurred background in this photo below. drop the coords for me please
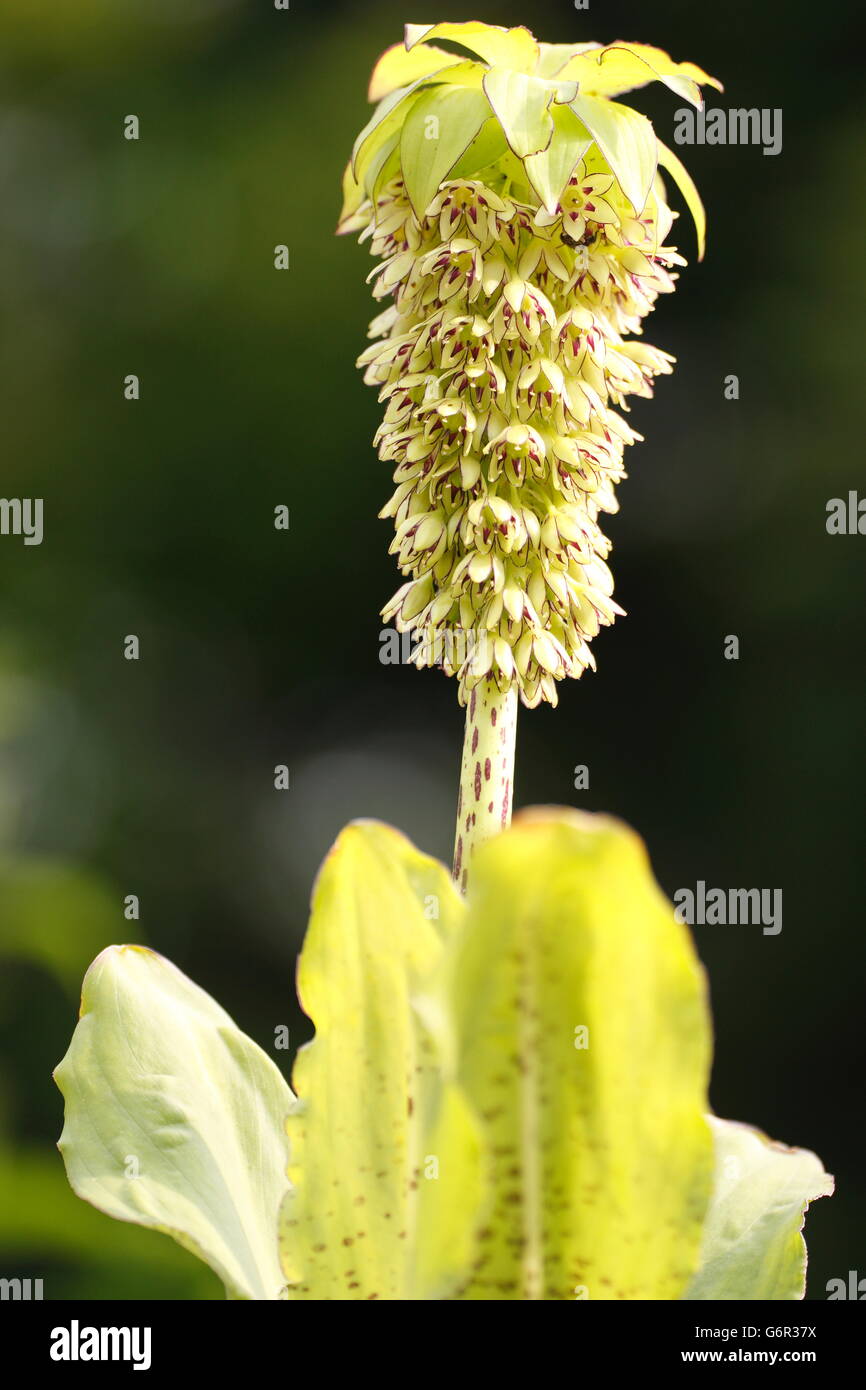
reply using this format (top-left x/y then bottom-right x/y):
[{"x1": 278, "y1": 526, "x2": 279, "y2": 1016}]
[{"x1": 0, "y1": 0, "x2": 863, "y2": 1300}]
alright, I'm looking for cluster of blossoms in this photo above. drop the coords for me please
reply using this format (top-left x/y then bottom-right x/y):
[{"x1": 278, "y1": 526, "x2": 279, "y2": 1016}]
[
  {"x1": 342, "y1": 25, "x2": 716, "y2": 706},
  {"x1": 359, "y1": 168, "x2": 678, "y2": 706}
]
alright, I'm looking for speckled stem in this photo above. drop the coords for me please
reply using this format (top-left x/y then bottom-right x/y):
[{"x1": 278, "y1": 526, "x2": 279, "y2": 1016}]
[{"x1": 452, "y1": 678, "x2": 518, "y2": 893}]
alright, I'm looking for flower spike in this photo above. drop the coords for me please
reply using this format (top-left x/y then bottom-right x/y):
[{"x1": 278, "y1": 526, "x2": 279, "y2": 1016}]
[{"x1": 341, "y1": 20, "x2": 718, "y2": 877}]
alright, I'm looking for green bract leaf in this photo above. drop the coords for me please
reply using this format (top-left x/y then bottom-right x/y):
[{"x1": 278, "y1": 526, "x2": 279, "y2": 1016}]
[
  {"x1": 449, "y1": 116, "x2": 509, "y2": 182},
  {"x1": 571, "y1": 93, "x2": 658, "y2": 215},
  {"x1": 405, "y1": 22, "x2": 540, "y2": 72},
  {"x1": 336, "y1": 159, "x2": 364, "y2": 234},
  {"x1": 337, "y1": 130, "x2": 402, "y2": 234},
  {"x1": 558, "y1": 42, "x2": 722, "y2": 107},
  {"x1": 54, "y1": 945, "x2": 293, "y2": 1301},
  {"x1": 534, "y1": 42, "x2": 598, "y2": 80},
  {"x1": 685, "y1": 1117, "x2": 834, "y2": 1300},
  {"x1": 525, "y1": 105, "x2": 593, "y2": 215},
  {"x1": 657, "y1": 138, "x2": 707, "y2": 260},
  {"x1": 368, "y1": 41, "x2": 465, "y2": 102},
  {"x1": 448, "y1": 809, "x2": 714, "y2": 1300},
  {"x1": 278, "y1": 821, "x2": 484, "y2": 1301},
  {"x1": 482, "y1": 68, "x2": 560, "y2": 160},
  {"x1": 400, "y1": 85, "x2": 492, "y2": 218},
  {"x1": 368, "y1": 131, "x2": 401, "y2": 205},
  {"x1": 351, "y1": 76, "x2": 437, "y2": 179}
]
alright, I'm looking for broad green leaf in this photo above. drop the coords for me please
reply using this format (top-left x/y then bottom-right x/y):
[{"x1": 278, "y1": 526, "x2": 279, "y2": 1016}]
[
  {"x1": 570, "y1": 93, "x2": 658, "y2": 214},
  {"x1": 559, "y1": 42, "x2": 722, "y2": 108},
  {"x1": 400, "y1": 85, "x2": 492, "y2": 218},
  {"x1": 55, "y1": 945, "x2": 293, "y2": 1301},
  {"x1": 685, "y1": 1116, "x2": 834, "y2": 1300},
  {"x1": 368, "y1": 41, "x2": 465, "y2": 102},
  {"x1": 279, "y1": 820, "x2": 483, "y2": 1301},
  {"x1": 482, "y1": 69, "x2": 558, "y2": 159},
  {"x1": 657, "y1": 138, "x2": 707, "y2": 260},
  {"x1": 405, "y1": 22, "x2": 539, "y2": 72},
  {"x1": 448, "y1": 809, "x2": 714, "y2": 1300},
  {"x1": 525, "y1": 105, "x2": 592, "y2": 215}
]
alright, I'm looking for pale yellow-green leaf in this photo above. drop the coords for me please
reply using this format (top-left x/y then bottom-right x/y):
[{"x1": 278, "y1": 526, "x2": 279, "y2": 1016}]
[
  {"x1": 450, "y1": 116, "x2": 509, "y2": 182},
  {"x1": 351, "y1": 77, "x2": 435, "y2": 179},
  {"x1": 685, "y1": 1117, "x2": 834, "y2": 1300},
  {"x1": 405, "y1": 21, "x2": 539, "y2": 72},
  {"x1": 448, "y1": 808, "x2": 714, "y2": 1300},
  {"x1": 348, "y1": 64, "x2": 485, "y2": 221},
  {"x1": 657, "y1": 138, "x2": 707, "y2": 260},
  {"x1": 368, "y1": 40, "x2": 465, "y2": 102},
  {"x1": 401, "y1": 85, "x2": 492, "y2": 218},
  {"x1": 279, "y1": 820, "x2": 483, "y2": 1301},
  {"x1": 54, "y1": 945, "x2": 293, "y2": 1301},
  {"x1": 570, "y1": 93, "x2": 658, "y2": 214},
  {"x1": 412, "y1": 1085, "x2": 484, "y2": 1297},
  {"x1": 525, "y1": 104, "x2": 592, "y2": 215},
  {"x1": 534, "y1": 42, "x2": 599, "y2": 80},
  {"x1": 482, "y1": 68, "x2": 556, "y2": 159},
  {"x1": 369, "y1": 132, "x2": 401, "y2": 208},
  {"x1": 338, "y1": 130, "x2": 401, "y2": 233},
  {"x1": 559, "y1": 42, "x2": 722, "y2": 108},
  {"x1": 336, "y1": 158, "x2": 364, "y2": 233}
]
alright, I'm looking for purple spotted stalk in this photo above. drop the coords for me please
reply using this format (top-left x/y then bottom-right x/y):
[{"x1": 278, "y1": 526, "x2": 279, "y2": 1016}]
[{"x1": 453, "y1": 680, "x2": 517, "y2": 890}]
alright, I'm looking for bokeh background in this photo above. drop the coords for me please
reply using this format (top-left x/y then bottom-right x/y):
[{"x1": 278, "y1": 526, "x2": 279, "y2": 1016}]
[{"x1": 0, "y1": 0, "x2": 863, "y2": 1299}]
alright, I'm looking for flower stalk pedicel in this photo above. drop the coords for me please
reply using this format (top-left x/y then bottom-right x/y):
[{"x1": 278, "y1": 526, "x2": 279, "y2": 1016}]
[{"x1": 340, "y1": 22, "x2": 719, "y2": 882}]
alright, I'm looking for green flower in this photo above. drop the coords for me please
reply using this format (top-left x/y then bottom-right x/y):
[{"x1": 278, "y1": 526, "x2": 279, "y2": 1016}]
[{"x1": 342, "y1": 23, "x2": 720, "y2": 705}]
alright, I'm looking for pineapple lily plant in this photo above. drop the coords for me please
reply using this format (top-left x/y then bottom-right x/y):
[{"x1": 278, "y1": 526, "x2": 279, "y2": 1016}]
[{"x1": 55, "y1": 22, "x2": 832, "y2": 1301}]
